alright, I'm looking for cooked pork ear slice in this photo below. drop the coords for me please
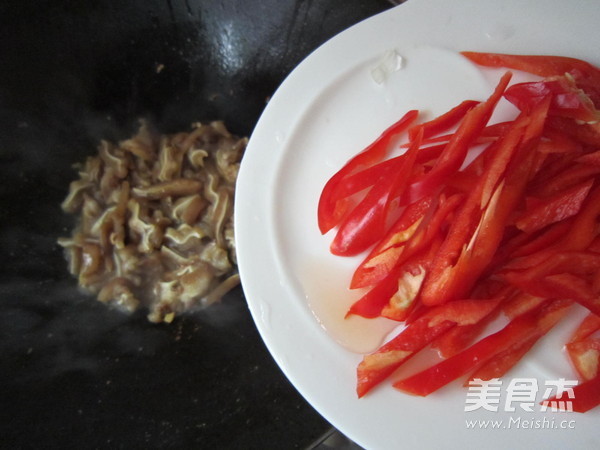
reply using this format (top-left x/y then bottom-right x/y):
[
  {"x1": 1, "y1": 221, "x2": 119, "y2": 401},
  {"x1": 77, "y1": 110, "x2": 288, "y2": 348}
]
[{"x1": 58, "y1": 120, "x2": 246, "y2": 322}]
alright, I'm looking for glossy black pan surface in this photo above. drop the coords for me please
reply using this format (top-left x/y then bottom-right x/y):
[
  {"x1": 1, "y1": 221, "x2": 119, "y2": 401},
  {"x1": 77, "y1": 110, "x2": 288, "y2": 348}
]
[{"x1": 0, "y1": 0, "x2": 393, "y2": 448}]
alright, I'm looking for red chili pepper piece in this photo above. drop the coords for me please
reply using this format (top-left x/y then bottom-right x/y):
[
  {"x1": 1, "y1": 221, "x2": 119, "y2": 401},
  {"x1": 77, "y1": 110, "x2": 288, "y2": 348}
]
[
  {"x1": 346, "y1": 238, "x2": 441, "y2": 320},
  {"x1": 393, "y1": 299, "x2": 571, "y2": 397},
  {"x1": 380, "y1": 236, "x2": 444, "y2": 321},
  {"x1": 465, "y1": 335, "x2": 540, "y2": 383},
  {"x1": 330, "y1": 130, "x2": 422, "y2": 256},
  {"x1": 405, "y1": 71, "x2": 512, "y2": 204},
  {"x1": 528, "y1": 164, "x2": 600, "y2": 198},
  {"x1": 408, "y1": 100, "x2": 480, "y2": 141},
  {"x1": 515, "y1": 178, "x2": 594, "y2": 233},
  {"x1": 419, "y1": 111, "x2": 537, "y2": 307},
  {"x1": 566, "y1": 338, "x2": 600, "y2": 381},
  {"x1": 317, "y1": 110, "x2": 419, "y2": 234},
  {"x1": 461, "y1": 51, "x2": 600, "y2": 107},
  {"x1": 537, "y1": 128, "x2": 582, "y2": 155},
  {"x1": 541, "y1": 372, "x2": 600, "y2": 413},
  {"x1": 504, "y1": 77, "x2": 599, "y2": 122},
  {"x1": 569, "y1": 313, "x2": 600, "y2": 343},
  {"x1": 350, "y1": 196, "x2": 433, "y2": 289},
  {"x1": 432, "y1": 289, "x2": 506, "y2": 358},
  {"x1": 356, "y1": 298, "x2": 500, "y2": 398},
  {"x1": 545, "y1": 116, "x2": 600, "y2": 147}
]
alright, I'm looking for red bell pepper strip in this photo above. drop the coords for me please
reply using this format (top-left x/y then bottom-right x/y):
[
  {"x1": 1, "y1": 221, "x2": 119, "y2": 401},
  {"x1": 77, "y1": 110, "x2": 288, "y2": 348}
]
[
  {"x1": 356, "y1": 298, "x2": 500, "y2": 397},
  {"x1": 405, "y1": 71, "x2": 513, "y2": 204},
  {"x1": 393, "y1": 299, "x2": 572, "y2": 396},
  {"x1": 330, "y1": 143, "x2": 444, "y2": 203},
  {"x1": 419, "y1": 112, "x2": 535, "y2": 307},
  {"x1": 318, "y1": 110, "x2": 418, "y2": 234},
  {"x1": 432, "y1": 319, "x2": 491, "y2": 359},
  {"x1": 537, "y1": 128, "x2": 582, "y2": 154},
  {"x1": 431, "y1": 293, "x2": 504, "y2": 359},
  {"x1": 504, "y1": 77, "x2": 599, "y2": 122},
  {"x1": 528, "y1": 164, "x2": 600, "y2": 198},
  {"x1": 350, "y1": 196, "x2": 433, "y2": 289},
  {"x1": 545, "y1": 116, "x2": 600, "y2": 147},
  {"x1": 577, "y1": 150, "x2": 600, "y2": 167},
  {"x1": 460, "y1": 51, "x2": 600, "y2": 107},
  {"x1": 541, "y1": 273, "x2": 600, "y2": 317},
  {"x1": 514, "y1": 178, "x2": 594, "y2": 233},
  {"x1": 466, "y1": 288, "x2": 564, "y2": 383},
  {"x1": 466, "y1": 335, "x2": 540, "y2": 383},
  {"x1": 351, "y1": 192, "x2": 463, "y2": 289},
  {"x1": 569, "y1": 313, "x2": 600, "y2": 343},
  {"x1": 408, "y1": 100, "x2": 480, "y2": 141},
  {"x1": 566, "y1": 338, "x2": 600, "y2": 381},
  {"x1": 501, "y1": 252, "x2": 600, "y2": 301},
  {"x1": 494, "y1": 220, "x2": 572, "y2": 268},
  {"x1": 330, "y1": 129, "x2": 423, "y2": 256},
  {"x1": 506, "y1": 183, "x2": 600, "y2": 260},
  {"x1": 527, "y1": 151, "x2": 584, "y2": 191},
  {"x1": 346, "y1": 238, "x2": 441, "y2": 320},
  {"x1": 501, "y1": 291, "x2": 546, "y2": 319},
  {"x1": 541, "y1": 372, "x2": 600, "y2": 413},
  {"x1": 556, "y1": 183, "x2": 600, "y2": 251},
  {"x1": 380, "y1": 236, "x2": 444, "y2": 321},
  {"x1": 436, "y1": 97, "x2": 549, "y2": 306}
]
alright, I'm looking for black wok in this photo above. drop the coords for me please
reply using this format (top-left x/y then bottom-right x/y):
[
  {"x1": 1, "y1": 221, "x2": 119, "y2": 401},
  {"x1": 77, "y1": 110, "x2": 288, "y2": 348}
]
[{"x1": 0, "y1": 0, "x2": 394, "y2": 448}]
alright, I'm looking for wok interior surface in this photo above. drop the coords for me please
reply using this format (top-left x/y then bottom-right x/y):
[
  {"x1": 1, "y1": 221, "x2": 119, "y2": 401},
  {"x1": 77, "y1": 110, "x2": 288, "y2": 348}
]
[{"x1": 0, "y1": 0, "x2": 392, "y2": 447}]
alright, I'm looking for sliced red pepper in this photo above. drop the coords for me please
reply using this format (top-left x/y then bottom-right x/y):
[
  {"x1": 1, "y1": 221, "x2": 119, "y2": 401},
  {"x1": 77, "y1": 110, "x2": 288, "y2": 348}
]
[
  {"x1": 437, "y1": 100, "x2": 548, "y2": 305},
  {"x1": 393, "y1": 299, "x2": 572, "y2": 396},
  {"x1": 495, "y1": 220, "x2": 572, "y2": 266},
  {"x1": 432, "y1": 293, "x2": 504, "y2": 358},
  {"x1": 569, "y1": 313, "x2": 600, "y2": 343},
  {"x1": 356, "y1": 298, "x2": 500, "y2": 397},
  {"x1": 405, "y1": 71, "x2": 512, "y2": 204},
  {"x1": 466, "y1": 285, "x2": 569, "y2": 384},
  {"x1": 514, "y1": 178, "x2": 593, "y2": 233},
  {"x1": 318, "y1": 110, "x2": 418, "y2": 234},
  {"x1": 537, "y1": 128, "x2": 582, "y2": 154},
  {"x1": 350, "y1": 196, "x2": 433, "y2": 289},
  {"x1": 330, "y1": 130, "x2": 422, "y2": 256},
  {"x1": 504, "y1": 77, "x2": 599, "y2": 122},
  {"x1": 461, "y1": 52, "x2": 600, "y2": 107},
  {"x1": 566, "y1": 338, "x2": 600, "y2": 381},
  {"x1": 346, "y1": 269, "x2": 401, "y2": 319},
  {"x1": 331, "y1": 143, "x2": 444, "y2": 202},
  {"x1": 504, "y1": 297, "x2": 547, "y2": 326},
  {"x1": 556, "y1": 183, "x2": 600, "y2": 251},
  {"x1": 506, "y1": 183, "x2": 600, "y2": 258},
  {"x1": 501, "y1": 252, "x2": 600, "y2": 302},
  {"x1": 577, "y1": 150, "x2": 600, "y2": 167},
  {"x1": 527, "y1": 151, "x2": 585, "y2": 190},
  {"x1": 528, "y1": 164, "x2": 600, "y2": 198},
  {"x1": 541, "y1": 273, "x2": 600, "y2": 317},
  {"x1": 351, "y1": 192, "x2": 463, "y2": 289},
  {"x1": 346, "y1": 239, "x2": 441, "y2": 320},
  {"x1": 380, "y1": 236, "x2": 444, "y2": 321},
  {"x1": 545, "y1": 116, "x2": 600, "y2": 147},
  {"x1": 541, "y1": 372, "x2": 600, "y2": 413},
  {"x1": 432, "y1": 320, "x2": 491, "y2": 359},
  {"x1": 420, "y1": 113, "x2": 534, "y2": 307},
  {"x1": 466, "y1": 335, "x2": 540, "y2": 383},
  {"x1": 408, "y1": 100, "x2": 480, "y2": 141}
]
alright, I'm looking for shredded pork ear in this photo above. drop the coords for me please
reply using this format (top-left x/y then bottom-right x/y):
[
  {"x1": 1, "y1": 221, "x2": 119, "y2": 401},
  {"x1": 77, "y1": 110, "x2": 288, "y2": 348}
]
[{"x1": 59, "y1": 120, "x2": 246, "y2": 323}]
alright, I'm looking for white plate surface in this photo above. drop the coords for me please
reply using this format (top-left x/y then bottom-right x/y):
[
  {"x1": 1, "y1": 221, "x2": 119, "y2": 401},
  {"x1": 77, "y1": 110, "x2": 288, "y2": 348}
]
[{"x1": 235, "y1": 0, "x2": 600, "y2": 448}]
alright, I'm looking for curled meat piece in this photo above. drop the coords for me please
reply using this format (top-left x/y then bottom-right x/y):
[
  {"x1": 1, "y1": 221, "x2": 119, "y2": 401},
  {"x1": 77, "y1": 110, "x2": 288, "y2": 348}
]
[{"x1": 59, "y1": 120, "x2": 246, "y2": 322}]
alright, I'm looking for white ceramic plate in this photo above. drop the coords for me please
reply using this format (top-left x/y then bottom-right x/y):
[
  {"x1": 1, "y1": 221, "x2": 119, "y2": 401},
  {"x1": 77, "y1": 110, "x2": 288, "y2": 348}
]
[{"x1": 235, "y1": 0, "x2": 600, "y2": 448}]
